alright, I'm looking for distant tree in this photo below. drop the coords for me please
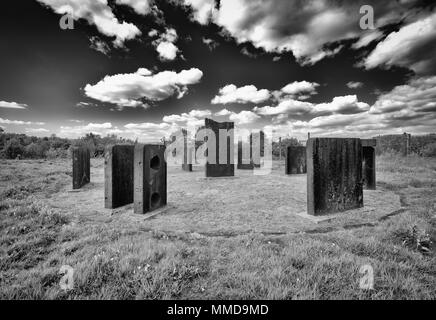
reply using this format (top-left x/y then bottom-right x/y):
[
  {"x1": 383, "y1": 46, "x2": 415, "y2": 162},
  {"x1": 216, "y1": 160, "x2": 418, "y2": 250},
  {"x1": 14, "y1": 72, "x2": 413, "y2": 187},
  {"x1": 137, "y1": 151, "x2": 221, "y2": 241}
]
[
  {"x1": 24, "y1": 142, "x2": 45, "y2": 158},
  {"x1": 422, "y1": 142, "x2": 436, "y2": 157},
  {"x1": 4, "y1": 138, "x2": 25, "y2": 159},
  {"x1": 272, "y1": 137, "x2": 301, "y2": 158}
]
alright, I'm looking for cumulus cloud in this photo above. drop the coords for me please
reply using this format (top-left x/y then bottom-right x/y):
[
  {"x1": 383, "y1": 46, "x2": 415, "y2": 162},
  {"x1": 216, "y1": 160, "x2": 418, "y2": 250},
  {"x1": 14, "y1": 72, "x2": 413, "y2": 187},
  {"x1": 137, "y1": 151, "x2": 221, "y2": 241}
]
[
  {"x1": 281, "y1": 81, "x2": 319, "y2": 97},
  {"x1": 370, "y1": 76, "x2": 436, "y2": 123},
  {"x1": 64, "y1": 75, "x2": 436, "y2": 141},
  {"x1": 352, "y1": 30, "x2": 384, "y2": 49},
  {"x1": 156, "y1": 41, "x2": 179, "y2": 60},
  {"x1": 265, "y1": 76, "x2": 436, "y2": 139},
  {"x1": 194, "y1": 0, "x2": 423, "y2": 66},
  {"x1": 364, "y1": 11, "x2": 436, "y2": 75},
  {"x1": 0, "y1": 101, "x2": 28, "y2": 109},
  {"x1": 254, "y1": 100, "x2": 312, "y2": 117},
  {"x1": 163, "y1": 109, "x2": 212, "y2": 127},
  {"x1": 254, "y1": 95, "x2": 369, "y2": 119},
  {"x1": 315, "y1": 95, "x2": 370, "y2": 115},
  {"x1": 214, "y1": 108, "x2": 232, "y2": 116},
  {"x1": 212, "y1": 0, "x2": 408, "y2": 65},
  {"x1": 124, "y1": 122, "x2": 170, "y2": 130},
  {"x1": 148, "y1": 29, "x2": 159, "y2": 37},
  {"x1": 89, "y1": 36, "x2": 110, "y2": 55},
  {"x1": 240, "y1": 47, "x2": 258, "y2": 59},
  {"x1": 228, "y1": 110, "x2": 260, "y2": 125},
  {"x1": 84, "y1": 67, "x2": 203, "y2": 108},
  {"x1": 0, "y1": 118, "x2": 45, "y2": 125},
  {"x1": 202, "y1": 37, "x2": 219, "y2": 50},
  {"x1": 26, "y1": 128, "x2": 50, "y2": 134},
  {"x1": 211, "y1": 84, "x2": 270, "y2": 104},
  {"x1": 123, "y1": 122, "x2": 177, "y2": 142},
  {"x1": 179, "y1": 0, "x2": 216, "y2": 24},
  {"x1": 306, "y1": 113, "x2": 368, "y2": 129},
  {"x1": 264, "y1": 111, "x2": 386, "y2": 141},
  {"x1": 346, "y1": 81, "x2": 364, "y2": 89},
  {"x1": 37, "y1": 0, "x2": 141, "y2": 47},
  {"x1": 60, "y1": 120, "x2": 177, "y2": 142},
  {"x1": 115, "y1": 0, "x2": 152, "y2": 15},
  {"x1": 151, "y1": 28, "x2": 181, "y2": 61},
  {"x1": 214, "y1": 108, "x2": 261, "y2": 124},
  {"x1": 59, "y1": 122, "x2": 115, "y2": 137}
]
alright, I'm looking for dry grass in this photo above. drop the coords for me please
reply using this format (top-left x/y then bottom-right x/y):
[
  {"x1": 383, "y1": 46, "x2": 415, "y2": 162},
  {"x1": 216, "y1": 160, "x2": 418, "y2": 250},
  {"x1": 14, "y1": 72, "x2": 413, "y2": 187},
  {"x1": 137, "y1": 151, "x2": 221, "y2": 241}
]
[{"x1": 0, "y1": 155, "x2": 435, "y2": 299}]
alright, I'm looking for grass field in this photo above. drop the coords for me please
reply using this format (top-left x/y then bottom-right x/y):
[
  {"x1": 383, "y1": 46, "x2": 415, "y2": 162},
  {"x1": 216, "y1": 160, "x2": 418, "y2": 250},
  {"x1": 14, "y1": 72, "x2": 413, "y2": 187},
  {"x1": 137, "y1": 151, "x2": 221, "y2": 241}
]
[{"x1": 0, "y1": 154, "x2": 435, "y2": 299}]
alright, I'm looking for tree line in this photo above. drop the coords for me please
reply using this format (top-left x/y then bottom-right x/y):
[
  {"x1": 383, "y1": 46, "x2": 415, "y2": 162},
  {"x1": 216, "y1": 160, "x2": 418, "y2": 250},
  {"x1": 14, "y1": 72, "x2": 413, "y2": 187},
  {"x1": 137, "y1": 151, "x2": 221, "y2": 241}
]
[
  {"x1": 1, "y1": 127, "x2": 435, "y2": 160},
  {"x1": 0, "y1": 129, "x2": 134, "y2": 159}
]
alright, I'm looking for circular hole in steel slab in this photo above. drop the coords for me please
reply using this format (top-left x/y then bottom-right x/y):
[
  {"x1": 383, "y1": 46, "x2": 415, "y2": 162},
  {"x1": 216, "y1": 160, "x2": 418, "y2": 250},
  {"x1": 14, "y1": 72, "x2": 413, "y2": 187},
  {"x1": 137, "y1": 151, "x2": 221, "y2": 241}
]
[
  {"x1": 150, "y1": 155, "x2": 160, "y2": 170},
  {"x1": 151, "y1": 192, "x2": 161, "y2": 208}
]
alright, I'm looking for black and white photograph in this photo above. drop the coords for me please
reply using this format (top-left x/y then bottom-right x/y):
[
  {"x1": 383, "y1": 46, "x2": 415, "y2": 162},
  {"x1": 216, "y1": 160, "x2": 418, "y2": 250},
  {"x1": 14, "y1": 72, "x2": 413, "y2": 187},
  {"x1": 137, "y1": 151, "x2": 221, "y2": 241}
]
[{"x1": 0, "y1": 0, "x2": 435, "y2": 306}]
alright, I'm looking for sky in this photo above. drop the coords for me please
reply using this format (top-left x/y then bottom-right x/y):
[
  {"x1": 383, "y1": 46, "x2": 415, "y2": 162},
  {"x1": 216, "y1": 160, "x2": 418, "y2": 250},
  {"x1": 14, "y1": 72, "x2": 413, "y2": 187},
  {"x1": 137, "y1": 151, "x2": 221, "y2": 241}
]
[{"x1": 0, "y1": 0, "x2": 436, "y2": 142}]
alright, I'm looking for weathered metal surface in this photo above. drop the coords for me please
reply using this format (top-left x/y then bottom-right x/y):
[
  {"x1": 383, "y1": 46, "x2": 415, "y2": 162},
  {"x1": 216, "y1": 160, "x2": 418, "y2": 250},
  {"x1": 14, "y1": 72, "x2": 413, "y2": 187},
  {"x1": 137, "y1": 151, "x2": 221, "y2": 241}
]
[
  {"x1": 361, "y1": 139, "x2": 376, "y2": 147},
  {"x1": 285, "y1": 146, "x2": 307, "y2": 174},
  {"x1": 402, "y1": 132, "x2": 411, "y2": 156},
  {"x1": 307, "y1": 138, "x2": 363, "y2": 216},
  {"x1": 237, "y1": 139, "x2": 254, "y2": 169},
  {"x1": 204, "y1": 118, "x2": 234, "y2": 177},
  {"x1": 104, "y1": 145, "x2": 134, "y2": 209},
  {"x1": 72, "y1": 146, "x2": 90, "y2": 189},
  {"x1": 250, "y1": 131, "x2": 264, "y2": 168},
  {"x1": 362, "y1": 146, "x2": 376, "y2": 190},
  {"x1": 182, "y1": 129, "x2": 192, "y2": 172},
  {"x1": 134, "y1": 144, "x2": 167, "y2": 214}
]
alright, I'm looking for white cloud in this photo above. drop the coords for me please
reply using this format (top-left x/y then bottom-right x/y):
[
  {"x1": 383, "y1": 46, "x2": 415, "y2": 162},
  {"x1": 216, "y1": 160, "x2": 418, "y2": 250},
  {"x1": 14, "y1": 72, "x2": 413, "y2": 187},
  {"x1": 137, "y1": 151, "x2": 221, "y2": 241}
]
[
  {"x1": 306, "y1": 113, "x2": 368, "y2": 129},
  {"x1": 163, "y1": 28, "x2": 177, "y2": 42},
  {"x1": 210, "y1": 0, "x2": 415, "y2": 65},
  {"x1": 26, "y1": 128, "x2": 50, "y2": 134},
  {"x1": 364, "y1": 12, "x2": 436, "y2": 75},
  {"x1": 89, "y1": 36, "x2": 110, "y2": 55},
  {"x1": 84, "y1": 67, "x2": 203, "y2": 108},
  {"x1": 0, "y1": 118, "x2": 45, "y2": 125},
  {"x1": 135, "y1": 68, "x2": 153, "y2": 76},
  {"x1": 187, "y1": 109, "x2": 212, "y2": 118},
  {"x1": 371, "y1": 76, "x2": 436, "y2": 119},
  {"x1": 254, "y1": 95, "x2": 369, "y2": 119},
  {"x1": 214, "y1": 108, "x2": 232, "y2": 116},
  {"x1": 148, "y1": 29, "x2": 159, "y2": 37},
  {"x1": 123, "y1": 122, "x2": 177, "y2": 142},
  {"x1": 211, "y1": 84, "x2": 270, "y2": 104},
  {"x1": 346, "y1": 81, "x2": 364, "y2": 89},
  {"x1": 0, "y1": 101, "x2": 28, "y2": 109},
  {"x1": 202, "y1": 37, "x2": 219, "y2": 50},
  {"x1": 352, "y1": 30, "x2": 383, "y2": 49},
  {"x1": 213, "y1": 1, "x2": 354, "y2": 65},
  {"x1": 37, "y1": 0, "x2": 141, "y2": 47},
  {"x1": 228, "y1": 110, "x2": 260, "y2": 125},
  {"x1": 181, "y1": 0, "x2": 216, "y2": 24},
  {"x1": 152, "y1": 28, "x2": 181, "y2": 61},
  {"x1": 265, "y1": 76, "x2": 436, "y2": 139},
  {"x1": 264, "y1": 111, "x2": 386, "y2": 140},
  {"x1": 254, "y1": 100, "x2": 312, "y2": 116},
  {"x1": 156, "y1": 41, "x2": 179, "y2": 61},
  {"x1": 314, "y1": 95, "x2": 370, "y2": 115},
  {"x1": 213, "y1": 108, "x2": 260, "y2": 124},
  {"x1": 163, "y1": 109, "x2": 212, "y2": 128},
  {"x1": 124, "y1": 122, "x2": 170, "y2": 130},
  {"x1": 60, "y1": 120, "x2": 177, "y2": 142},
  {"x1": 115, "y1": 0, "x2": 152, "y2": 15},
  {"x1": 281, "y1": 81, "x2": 319, "y2": 96},
  {"x1": 240, "y1": 47, "x2": 258, "y2": 59},
  {"x1": 59, "y1": 122, "x2": 115, "y2": 137}
]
